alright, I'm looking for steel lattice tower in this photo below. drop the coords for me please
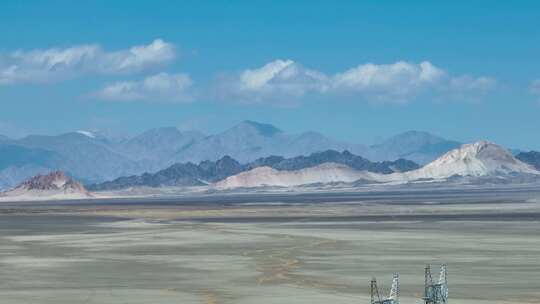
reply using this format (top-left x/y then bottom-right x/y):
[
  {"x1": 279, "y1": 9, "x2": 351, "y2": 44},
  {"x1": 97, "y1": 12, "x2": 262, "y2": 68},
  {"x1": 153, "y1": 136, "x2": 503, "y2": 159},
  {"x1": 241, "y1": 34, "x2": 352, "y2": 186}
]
[
  {"x1": 370, "y1": 274, "x2": 400, "y2": 304},
  {"x1": 423, "y1": 264, "x2": 448, "y2": 304}
]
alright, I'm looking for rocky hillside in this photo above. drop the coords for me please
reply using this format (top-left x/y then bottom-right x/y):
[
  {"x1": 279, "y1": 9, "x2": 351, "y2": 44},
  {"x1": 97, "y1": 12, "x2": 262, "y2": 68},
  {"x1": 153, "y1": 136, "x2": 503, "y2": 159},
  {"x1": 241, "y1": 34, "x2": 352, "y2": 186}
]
[
  {"x1": 1, "y1": 171, "x2": 91, "y2": 200},
  {"x1": 405, "y1": 141, "x2": 539, "y2": 180}
]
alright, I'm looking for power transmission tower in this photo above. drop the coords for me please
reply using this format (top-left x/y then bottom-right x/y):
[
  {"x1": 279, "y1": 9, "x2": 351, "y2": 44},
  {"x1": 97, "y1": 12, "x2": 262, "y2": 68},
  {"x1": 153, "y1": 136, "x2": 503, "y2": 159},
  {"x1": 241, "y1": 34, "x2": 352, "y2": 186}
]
[
  {"x1": 370, "y1": 274, "x2": 400, "y2": 304},
  {"x1": 423, "y1": 264, "x2": 448, "y2": 304}
]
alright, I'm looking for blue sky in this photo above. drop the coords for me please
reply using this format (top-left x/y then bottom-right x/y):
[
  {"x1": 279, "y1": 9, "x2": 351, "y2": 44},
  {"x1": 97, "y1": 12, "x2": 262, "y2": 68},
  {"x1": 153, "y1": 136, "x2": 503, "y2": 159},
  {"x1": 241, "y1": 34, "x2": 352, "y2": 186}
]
[{"x1": 1, "y1": 1, "x2": 539, "y2": 149}]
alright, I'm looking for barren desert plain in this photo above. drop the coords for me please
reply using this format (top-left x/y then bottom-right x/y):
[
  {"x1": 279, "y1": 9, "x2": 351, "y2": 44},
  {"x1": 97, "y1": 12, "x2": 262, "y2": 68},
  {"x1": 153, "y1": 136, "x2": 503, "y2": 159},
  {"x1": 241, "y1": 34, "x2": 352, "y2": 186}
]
[{"x1": 1, "y1": 187, "x2": 540, "y2": 304}]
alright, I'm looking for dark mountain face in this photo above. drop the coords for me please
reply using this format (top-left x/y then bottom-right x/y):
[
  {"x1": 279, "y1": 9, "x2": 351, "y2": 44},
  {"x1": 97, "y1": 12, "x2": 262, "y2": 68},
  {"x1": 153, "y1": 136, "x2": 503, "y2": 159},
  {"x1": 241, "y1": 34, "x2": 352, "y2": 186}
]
[
  {"x1": 250, "y1": 150, "x2": 419, "y2": 173},
  {"x1": 246, "y1": 155, "x2": 286, "y2": 169},
  {"x1": 88, "y1": 156, "x2": 245, "y2": 191},
  {"x1": 88, "y1": 150, "x2": 419, "y2": 191},
  {"x1": 516, "y1": 151, "x2": 540, "y2": 170},
  {"x1": 198, "y1": 156, "x2": 245, "y2": 180}
]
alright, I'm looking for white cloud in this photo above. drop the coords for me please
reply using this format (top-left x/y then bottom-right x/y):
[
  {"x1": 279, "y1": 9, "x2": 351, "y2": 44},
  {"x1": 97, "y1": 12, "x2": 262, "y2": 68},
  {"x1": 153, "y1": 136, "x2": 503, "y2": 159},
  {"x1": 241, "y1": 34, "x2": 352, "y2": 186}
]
[
  {"x1": 98, "y1": 39, "x2": 175, "y2": 74},
  {"x1": 228, "y1": 59, "x2": 329, "y2": 102},
  {"x1": 219, "y1": 59, "x2": 497, "y2": 104},
  {"x1": 97, "y1": 72, "x2": 193, "y2": 103},
  {"x1": 0, "y1": 39, "x2": 175, "y2": 85},
  {"x1": 332, "y1": 61, "x2": 446, "y2": 100},
  {"x1": 239, "y1": 59, "x2": 295, "y2": 91}
]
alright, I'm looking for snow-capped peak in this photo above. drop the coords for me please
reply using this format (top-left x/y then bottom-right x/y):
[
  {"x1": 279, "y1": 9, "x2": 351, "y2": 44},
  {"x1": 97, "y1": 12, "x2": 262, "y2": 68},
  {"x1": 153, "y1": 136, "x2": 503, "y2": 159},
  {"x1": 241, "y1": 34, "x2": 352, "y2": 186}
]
[{"x1": 76, "y1": 130, "x2": 96, "y2": 138}]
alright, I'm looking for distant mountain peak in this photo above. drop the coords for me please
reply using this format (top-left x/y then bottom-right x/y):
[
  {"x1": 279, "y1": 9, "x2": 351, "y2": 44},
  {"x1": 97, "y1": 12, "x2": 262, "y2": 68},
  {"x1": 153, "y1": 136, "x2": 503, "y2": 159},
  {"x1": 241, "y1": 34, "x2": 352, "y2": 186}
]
[
  {"x1": 130, "y1": 127, "x2": 205, "y2": 142},
  {"x1": 215, "y1": 155, "x2": 238, "y2": 164},
  {"x1": 239, "y1": 120, "x2": 282, "y2": 137},
  {"x1": 366, "y1": 130, "x2": 462, "y2": 164},
  {"x1": 378, "y1": 130, "x2": 446, "y2": 146},
  {"x1": 142, "y1": 126, "x2": 181, "y2": 135},
  {"x1": 398, "y1": 130, "x2": 438, "y2": 136}
]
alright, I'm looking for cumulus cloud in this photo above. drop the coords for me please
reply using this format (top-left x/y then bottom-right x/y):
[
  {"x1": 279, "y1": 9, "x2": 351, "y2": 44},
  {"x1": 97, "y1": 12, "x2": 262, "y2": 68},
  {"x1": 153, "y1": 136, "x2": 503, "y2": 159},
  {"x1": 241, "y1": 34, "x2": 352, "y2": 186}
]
[
  {"x1": 0, "y1": 39, "x2": 175, "y2": 85},
  {"x1": 332, "y1": 61, "x2": 446, "y2": 100},
  {"x1": 97, "y1": 73, "x2": 193, "y2": 103},
  {"x1": 218, "y1": 59, "x2": 329, "y2": 104},
  {"x1": 218, "y1": 59, "x2": 497, "y2": 104}
]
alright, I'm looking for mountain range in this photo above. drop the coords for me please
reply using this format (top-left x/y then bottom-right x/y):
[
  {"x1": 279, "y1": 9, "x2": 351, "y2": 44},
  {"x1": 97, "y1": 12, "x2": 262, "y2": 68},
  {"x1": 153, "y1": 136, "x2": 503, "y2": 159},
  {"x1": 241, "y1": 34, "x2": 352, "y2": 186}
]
[
  {"x1": 0, "y1": 120, "x2": 532, "y2": 191},
  {"x1": 3, "y1": 141, "x2": 540, "y2": 200},
  {"x1": 216, "y1": 141, "x2": 540, "y2": 189},
  {"x1": 88, "y1": 150, "x2": 418, "y2": 191}
]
